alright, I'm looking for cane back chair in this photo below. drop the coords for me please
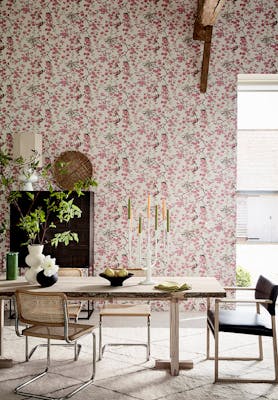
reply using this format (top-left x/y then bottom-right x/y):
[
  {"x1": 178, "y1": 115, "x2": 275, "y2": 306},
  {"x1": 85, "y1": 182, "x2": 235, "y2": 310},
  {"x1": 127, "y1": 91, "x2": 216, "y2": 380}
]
[
  {"x1": 14, "y1": 289, "x2": 96, "y2": 400},
  {"x1": 25, "y1": 268, "x2": 84, "y2": 362}
]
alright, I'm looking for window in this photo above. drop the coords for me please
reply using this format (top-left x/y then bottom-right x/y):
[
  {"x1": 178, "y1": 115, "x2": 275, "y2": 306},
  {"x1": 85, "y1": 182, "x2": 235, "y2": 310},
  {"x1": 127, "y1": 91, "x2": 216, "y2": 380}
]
[{"x1": 237, "y1": 74, "x2": 278, "y2": 242}]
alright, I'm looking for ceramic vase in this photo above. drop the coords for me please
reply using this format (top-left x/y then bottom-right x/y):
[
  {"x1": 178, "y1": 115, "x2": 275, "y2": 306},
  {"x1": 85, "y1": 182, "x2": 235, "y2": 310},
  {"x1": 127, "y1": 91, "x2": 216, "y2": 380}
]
[
  {"x1": 36, "y1": 270, "x2": 58, "y2": 287},
  {"x1": 25, "y1": 244, "x2": 45, "y2": 284}
]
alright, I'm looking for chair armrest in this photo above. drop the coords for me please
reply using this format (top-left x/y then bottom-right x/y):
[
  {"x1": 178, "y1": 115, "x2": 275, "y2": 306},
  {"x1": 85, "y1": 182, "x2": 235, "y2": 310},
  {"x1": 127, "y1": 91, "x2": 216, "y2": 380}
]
[
  {"x1": 215, "y1": 298, "x2": 272, "y2": 304},
  {"x1": 224, "y1": 286, "x2": 256, "y2": 291}
]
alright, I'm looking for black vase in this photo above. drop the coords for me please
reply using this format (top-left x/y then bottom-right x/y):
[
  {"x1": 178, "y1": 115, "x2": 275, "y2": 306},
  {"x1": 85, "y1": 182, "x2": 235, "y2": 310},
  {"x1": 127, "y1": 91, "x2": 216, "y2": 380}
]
[{"x1": 36, "y1": 270, "x2": 58, "y2": 287}]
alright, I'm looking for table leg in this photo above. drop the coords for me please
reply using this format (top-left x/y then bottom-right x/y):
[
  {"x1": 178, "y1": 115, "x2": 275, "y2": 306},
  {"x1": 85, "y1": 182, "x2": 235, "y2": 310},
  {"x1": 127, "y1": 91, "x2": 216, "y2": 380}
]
[
  {"x1": 155, "y1": 297, "x2": 193, "y2": 375},
  {"x1": 170, "y1": 297, "x2": 179, "y2": 375},
  {"x1": 0, "y1": 299, "x2": 13, "y2": 368},
  {"x1": 0, "y1": 299, "x2": 3, "y2": 356}
]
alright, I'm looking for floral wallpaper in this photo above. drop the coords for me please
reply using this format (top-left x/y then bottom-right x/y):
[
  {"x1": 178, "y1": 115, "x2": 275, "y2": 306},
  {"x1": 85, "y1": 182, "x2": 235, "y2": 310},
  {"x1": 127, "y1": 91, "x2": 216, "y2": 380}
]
[{"x1": 0, "y1": 0, "x2": 277, "y2": 310}]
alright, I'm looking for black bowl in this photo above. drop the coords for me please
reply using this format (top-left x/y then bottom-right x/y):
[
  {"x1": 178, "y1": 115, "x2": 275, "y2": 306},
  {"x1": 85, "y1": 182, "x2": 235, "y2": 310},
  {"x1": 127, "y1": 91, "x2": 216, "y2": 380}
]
[{"x1": 99, "y1": 272, "x2": 134, "y2": 286}]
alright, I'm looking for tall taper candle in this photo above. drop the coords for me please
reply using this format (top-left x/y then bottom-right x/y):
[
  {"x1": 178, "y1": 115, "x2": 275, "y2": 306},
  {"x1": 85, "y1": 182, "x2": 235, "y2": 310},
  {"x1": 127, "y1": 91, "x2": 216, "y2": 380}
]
[
  {"x1": 138, "y1": 216, "x2": 142, "y2": 234},
  {"x1": 138, "y1": 232, "x2": 142, "y2": 267},
  {"x1": 128, "y1": 198, "x2": 131, "y2": 219},
  {"x1": 162, "y1": 199, "x2": 166, "y2": 220},
  {"x1": 147, "y1": 195, "x2": 151, "y2": 219},
  {"x1": 166, "y1": 209, "x2": 170, "y2": 232}
]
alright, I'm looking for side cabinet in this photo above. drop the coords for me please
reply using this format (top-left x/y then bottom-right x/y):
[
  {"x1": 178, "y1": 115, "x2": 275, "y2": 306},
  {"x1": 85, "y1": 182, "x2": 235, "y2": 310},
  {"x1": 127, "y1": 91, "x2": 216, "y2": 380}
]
[{"x1": 10, "y1": 191, "x2": 94, "y2": 276}]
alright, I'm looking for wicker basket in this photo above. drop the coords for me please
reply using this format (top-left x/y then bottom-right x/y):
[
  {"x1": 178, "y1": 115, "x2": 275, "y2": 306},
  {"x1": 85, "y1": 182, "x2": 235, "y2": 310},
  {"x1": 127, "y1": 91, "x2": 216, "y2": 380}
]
[{"x1": 53, "y1": 151, "x2": 93, "y2": 190}]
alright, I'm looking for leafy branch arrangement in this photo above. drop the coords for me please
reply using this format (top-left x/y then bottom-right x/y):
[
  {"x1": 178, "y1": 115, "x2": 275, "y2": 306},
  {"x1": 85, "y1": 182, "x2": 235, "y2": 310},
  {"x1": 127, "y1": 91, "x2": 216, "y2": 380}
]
[{"x1": 0, "y1": 147, "x2": 97, "y2": 248}]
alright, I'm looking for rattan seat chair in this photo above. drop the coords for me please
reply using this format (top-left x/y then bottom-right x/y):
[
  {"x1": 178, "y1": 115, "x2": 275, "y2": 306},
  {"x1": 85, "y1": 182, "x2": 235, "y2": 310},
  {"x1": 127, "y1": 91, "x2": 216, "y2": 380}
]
[
  {"x1": 207, "y1": 275, "x2": 278, "y2": 383},
  {"x1": 59, "y1": 268, "x2": 94, "y2": 320},
  {"x1": 14, "y1": 289, "x2": 96, "y2": 400},
  {"x1": 58, "y1": 268, "x2": 83, "y2": 322},
  {"x1": 99, "y1": 268, "x2": 151, "y2": 361},
  {"x1": 26, "y1": 268, "x2": 83, "y2": 362}
]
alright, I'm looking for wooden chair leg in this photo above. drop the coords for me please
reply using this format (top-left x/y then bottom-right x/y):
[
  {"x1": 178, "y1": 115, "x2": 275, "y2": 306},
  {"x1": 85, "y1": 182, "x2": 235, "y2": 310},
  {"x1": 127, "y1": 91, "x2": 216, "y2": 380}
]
[
  {"x1": 99, "y1": 315, "x2": 103, "y2": 360},
  {"x1": 206, "y1": 324, "x2": 210, "y2": 359},
  {"x1": 212, "y1": 313, "x2": 278, "y2": 383},
  {"x1": 258, "y1": 336, "x2": 263, "y2": 360},
  {"x1": 25, "y1": 336, "x2": 29, "y2": 361},
  {"x1": 256, "y1": 303, "x2": 263, "y2": 361},
  {"x1": 214, "y1": 301, "x2": 219, "y2": 383},
  {"x1": 272, "y1": 315, "x2": 278, "y2": 382}
]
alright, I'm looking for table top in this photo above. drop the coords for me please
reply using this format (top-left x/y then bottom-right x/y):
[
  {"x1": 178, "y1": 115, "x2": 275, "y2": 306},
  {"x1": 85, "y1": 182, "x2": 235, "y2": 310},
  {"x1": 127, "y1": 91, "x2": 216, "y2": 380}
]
[{"x1": 0, "y1": 276, "x2": 226, "y2": 300}]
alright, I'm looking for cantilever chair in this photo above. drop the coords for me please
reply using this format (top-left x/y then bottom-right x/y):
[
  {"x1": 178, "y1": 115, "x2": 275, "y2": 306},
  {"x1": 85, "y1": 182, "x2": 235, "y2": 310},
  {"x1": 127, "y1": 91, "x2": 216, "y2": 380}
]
[
  {"x1": 58, "y1": 268, "x2": 94, "y2": 320},
  {"x1": 99, "y1": 268, "x2": 151, "y2": 361},
  {"x1": 25, "y1": 268, "x2": 83, "y2": 362},
  {"x1": 14, "y1": 289, "x2": 96, "y2": 400},
  {"x1": 58, "y1": 268, "x2": 83, "y2": 322},
  {"x1": 207, "y1": 275, "x2": 278, "y2": 383}
]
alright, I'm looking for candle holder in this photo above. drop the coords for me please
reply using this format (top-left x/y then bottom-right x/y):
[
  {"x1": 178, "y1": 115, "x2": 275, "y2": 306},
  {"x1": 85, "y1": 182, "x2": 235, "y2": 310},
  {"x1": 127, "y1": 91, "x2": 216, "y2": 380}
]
[
  {"x1": 137, "y1": 232, "x2": 142, "y2": 268},
  {"x1": 127, "y1": 197, "x2": 170, "y2": 284},
  {"x1": 140, "y1": 220, "x2": 157, "y2": 285},
  {"x1": 128, "y1": 220, "x2": 132, "y2": 268}
]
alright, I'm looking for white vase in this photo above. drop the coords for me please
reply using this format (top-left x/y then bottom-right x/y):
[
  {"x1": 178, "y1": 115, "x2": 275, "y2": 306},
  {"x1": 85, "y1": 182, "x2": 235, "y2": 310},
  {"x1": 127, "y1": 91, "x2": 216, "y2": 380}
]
[{"x1": 25, "y1": 244, "x2": 45, "y2": 284}]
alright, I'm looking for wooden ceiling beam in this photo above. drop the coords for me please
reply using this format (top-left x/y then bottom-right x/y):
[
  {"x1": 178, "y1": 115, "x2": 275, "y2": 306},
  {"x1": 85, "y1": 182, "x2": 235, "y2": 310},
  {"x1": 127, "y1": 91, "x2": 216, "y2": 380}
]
[
  {"x1": 201, "y1": 0, "x2": 226, "y2": 26},
  {"x1": 200, "y1": 26, "x2": 213, "y2": 93},
  {"x1": 193, "y1": 0, "x2": 226, "y2": 93}
]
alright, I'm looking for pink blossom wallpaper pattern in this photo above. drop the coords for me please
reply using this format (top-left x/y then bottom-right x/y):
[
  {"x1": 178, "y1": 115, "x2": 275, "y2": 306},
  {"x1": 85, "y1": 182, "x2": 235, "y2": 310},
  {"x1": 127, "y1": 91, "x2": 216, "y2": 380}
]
[{"x1": 0, "y1": 0, "x2": 277, "y2": 309}]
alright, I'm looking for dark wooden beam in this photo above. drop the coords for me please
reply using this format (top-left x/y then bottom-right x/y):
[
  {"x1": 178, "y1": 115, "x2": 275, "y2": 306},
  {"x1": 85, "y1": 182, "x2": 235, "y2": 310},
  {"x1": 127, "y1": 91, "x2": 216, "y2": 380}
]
[
  {"x1": 193, "y1": 0, "x2": 225, "y2": 93},
  {"x1": 200, "y1": 26, "x2": 213, "y2": 93},
  {"x1": 201, "y1": 0, "x2": 226, "y2": 26}
]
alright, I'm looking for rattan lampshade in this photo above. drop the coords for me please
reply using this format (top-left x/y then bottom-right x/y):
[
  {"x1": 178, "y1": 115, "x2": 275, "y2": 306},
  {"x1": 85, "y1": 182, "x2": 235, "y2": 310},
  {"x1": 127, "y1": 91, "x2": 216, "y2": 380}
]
[{"x1": 53, "y1": 151, "x2": 93, "y2": 190}]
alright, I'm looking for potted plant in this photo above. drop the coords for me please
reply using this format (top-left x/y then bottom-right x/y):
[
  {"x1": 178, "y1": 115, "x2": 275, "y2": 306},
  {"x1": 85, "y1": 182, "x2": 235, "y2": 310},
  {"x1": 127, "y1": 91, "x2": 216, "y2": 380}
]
[{"x1": 0, "y1": 147, "x2": 97, "y2": 283}]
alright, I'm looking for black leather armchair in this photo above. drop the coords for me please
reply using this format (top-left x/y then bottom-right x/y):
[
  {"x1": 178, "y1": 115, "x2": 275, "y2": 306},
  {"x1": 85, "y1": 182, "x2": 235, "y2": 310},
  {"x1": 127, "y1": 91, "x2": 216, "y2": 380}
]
[{"x1": 207, "y1": 275, "x2": 278, "y2": 383}]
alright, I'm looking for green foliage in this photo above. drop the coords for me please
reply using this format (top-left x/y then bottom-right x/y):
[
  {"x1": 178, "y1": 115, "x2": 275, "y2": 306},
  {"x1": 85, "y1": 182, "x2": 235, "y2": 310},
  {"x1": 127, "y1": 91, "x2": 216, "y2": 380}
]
[
  {"x1": 51, "y1": 231, "x2": 79, "y2": 248},
  {"x1": 236, "y1": 266, "x2": 251, "y2": 287},
  {"x1": 0, "y1": 147, "x2": 97, "y2": 248},
  {"x1": 0, "y1": 150, "x2": 12, "y2": 167},
  {"x1": 17, "y1": 208, "x2": 46, "y2": 245}
]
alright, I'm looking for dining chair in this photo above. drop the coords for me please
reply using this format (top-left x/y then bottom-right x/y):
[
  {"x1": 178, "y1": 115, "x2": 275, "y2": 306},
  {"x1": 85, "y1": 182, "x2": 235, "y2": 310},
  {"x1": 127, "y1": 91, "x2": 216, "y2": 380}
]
[
  {"x1": 14, "y1": 289, "x2": 96, "y2": 400},
  {"x1": 207, "y1": 275, "x2": 278, "y2": 383},
  {"x1": 8, "y1": 268, "x2": 83, "y2": 322},
  {"x1": 25, "y1": 267, "x2": 84, "y2": 362},
  {"x1": 99, "y1": 268, "x2": 151, "y2": 361},
  {"x1": 59, "y1": 267, "x2": 94, "y2": 320},
  {"x1": 58, "y1": 268, "x2": 83, "y2": 322}
]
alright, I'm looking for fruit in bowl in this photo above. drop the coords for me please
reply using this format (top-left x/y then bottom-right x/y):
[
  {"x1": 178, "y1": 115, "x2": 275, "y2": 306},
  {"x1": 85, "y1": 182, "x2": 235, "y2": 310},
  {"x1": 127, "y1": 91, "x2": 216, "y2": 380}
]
[
  {"x1": 99, "y1": 267, "x2": 133, "y2": 286},
  {"x1": 116, "y1": 268, "x2": 128, "y2": 277},
  {"x1": 104, "y1": 267, "x2": 115, "y2": 277}
]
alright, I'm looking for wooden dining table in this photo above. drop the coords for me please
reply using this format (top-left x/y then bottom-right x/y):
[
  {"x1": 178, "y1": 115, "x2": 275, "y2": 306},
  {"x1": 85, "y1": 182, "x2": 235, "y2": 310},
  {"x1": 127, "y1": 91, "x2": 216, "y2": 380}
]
[{"x1": 0, "y1": 275, "x2": 226, "y2": 375}]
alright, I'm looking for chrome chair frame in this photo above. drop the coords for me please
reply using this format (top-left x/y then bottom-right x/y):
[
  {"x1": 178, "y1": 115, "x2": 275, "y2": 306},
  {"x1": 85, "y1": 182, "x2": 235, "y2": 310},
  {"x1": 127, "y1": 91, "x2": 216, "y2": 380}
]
[
  {"x1": 99, "y1": 268, "x2": 151, "y2": 362},
  {"x1": 99, "y1": 309, "x2": 151, "y2": 361},
  {"x1": 14, "y1": 290, "x2": 96, "y2": 400},
  {"x1": 26, "y1": 268, "x2": 83, "y2": 362}
]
